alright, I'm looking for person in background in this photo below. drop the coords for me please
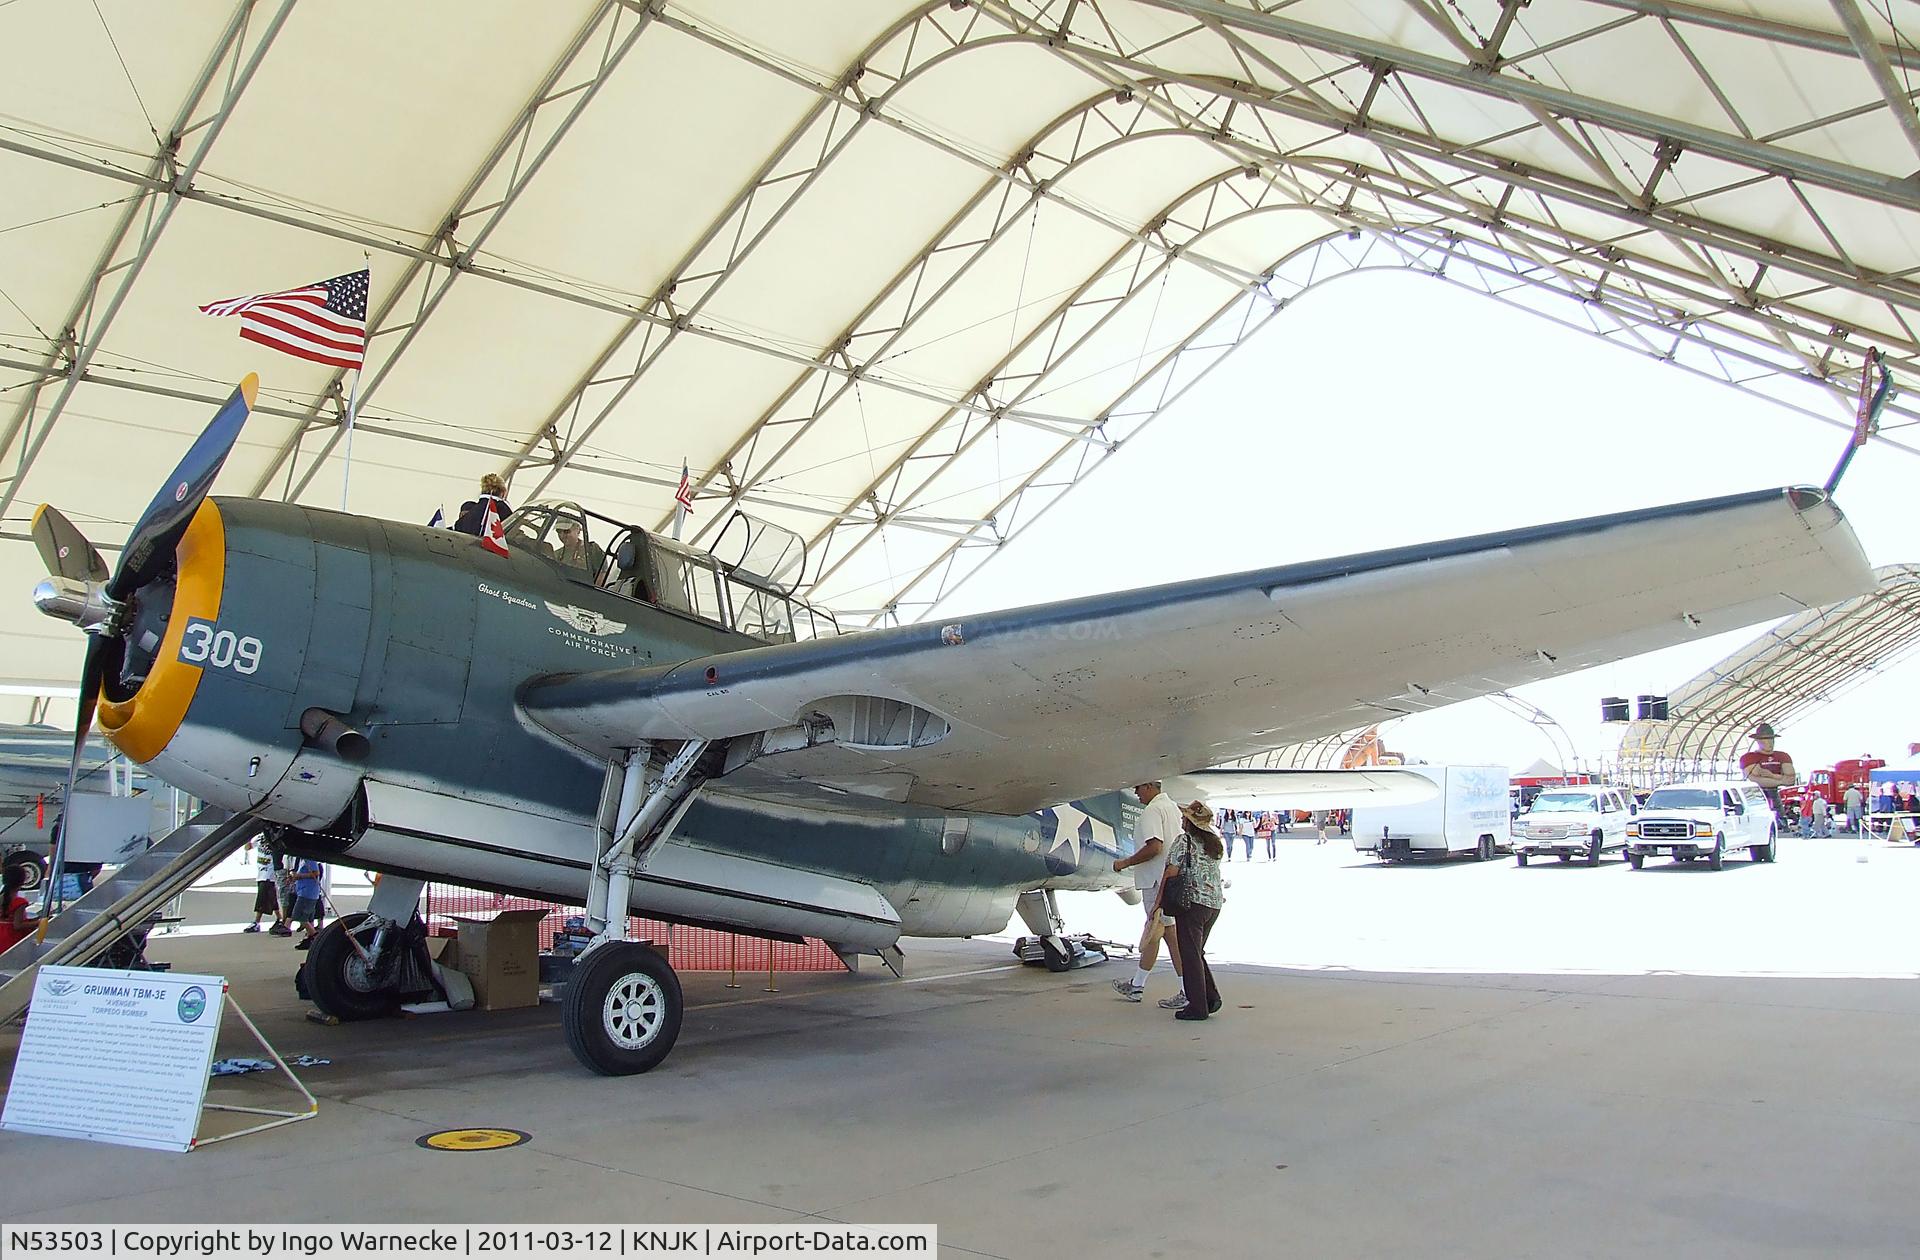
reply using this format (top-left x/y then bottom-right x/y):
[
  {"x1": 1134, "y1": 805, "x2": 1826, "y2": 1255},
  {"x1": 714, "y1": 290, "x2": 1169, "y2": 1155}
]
[
  {"x1": 1799, "y1": 792, "x2": 1815, "y2": 839},
  {"x1": 1811, "y1": 792, "x2": 1831, "y2": 838},
  {"x1": 0, "y1": 860, "x2": 40, "y2": 955},
  {"x1": 290, "y1": 857, "x2": 325, "y2": 951},
  {"x1": 453, "y1": 473, "x2": 513, "y2": 536},
  {"x1": 1111, "y1": 781, "x2": 1184, "y2": 1003},
  {"x1": 1161, "y1": 801, "x2": 1226, "y2": 1021},
  {"x1": 1237, "y1": 811, "x2": 1256, "y2": 862},
  {"x1": 273, "y1": 843, "x2": 297, "y2": 936},
  {"x1": 1219, "y1": 808, "x2": 1234, "y2": 861},
  {"x1": 1256, "y1": 812, "x2": 1276, "y2": 861},
  {"x1": 244, "y1": 839, "x2": 286, "y2": 934},
  {"x1": 1844, "y1": 783, "x2": 1865, "y2": 835}
]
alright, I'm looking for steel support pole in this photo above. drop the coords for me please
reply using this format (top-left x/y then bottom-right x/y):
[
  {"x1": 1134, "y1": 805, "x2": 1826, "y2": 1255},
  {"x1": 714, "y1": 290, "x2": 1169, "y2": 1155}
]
[{"x1": 1830, "y1": 0, "x2": 1920, "y2": 169}]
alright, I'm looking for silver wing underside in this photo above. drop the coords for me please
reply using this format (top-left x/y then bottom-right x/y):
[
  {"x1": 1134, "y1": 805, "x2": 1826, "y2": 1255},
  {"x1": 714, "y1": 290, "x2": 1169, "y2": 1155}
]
[{"x1": 521, "y1": 487, "x2": 1872, "y2": 816}]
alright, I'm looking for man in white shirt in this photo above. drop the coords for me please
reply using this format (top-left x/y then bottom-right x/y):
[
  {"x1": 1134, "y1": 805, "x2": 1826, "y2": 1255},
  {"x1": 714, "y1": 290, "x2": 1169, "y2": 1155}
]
[{"x1": 1111, "y1": 780, "x2": 1184, "y2": 1002}]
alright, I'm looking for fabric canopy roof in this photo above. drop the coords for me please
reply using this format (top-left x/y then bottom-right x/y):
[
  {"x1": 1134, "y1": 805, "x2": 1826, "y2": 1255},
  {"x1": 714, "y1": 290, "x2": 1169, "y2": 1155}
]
[{"x1": 3, "y1": 0, "x2": 1917, "y2": 705}]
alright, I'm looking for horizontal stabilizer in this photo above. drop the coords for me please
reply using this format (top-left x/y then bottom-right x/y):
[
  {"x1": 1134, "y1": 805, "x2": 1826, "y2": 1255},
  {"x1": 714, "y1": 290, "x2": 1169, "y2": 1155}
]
[{"x1": 1166, "y1": 768, "x2": 1441, "y2": 807}]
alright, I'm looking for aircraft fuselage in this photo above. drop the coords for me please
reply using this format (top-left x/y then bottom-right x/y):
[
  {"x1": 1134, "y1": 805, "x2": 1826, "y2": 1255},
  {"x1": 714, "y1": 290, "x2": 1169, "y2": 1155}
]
[{"x1": 100, "y1": 498, "x2": 1131, "y2": 947}]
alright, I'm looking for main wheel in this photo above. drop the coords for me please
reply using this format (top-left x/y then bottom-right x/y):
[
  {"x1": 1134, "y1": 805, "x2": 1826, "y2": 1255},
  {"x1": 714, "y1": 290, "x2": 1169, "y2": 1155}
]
[
  {"x1": 1587, "y1": 833, "x2": 1602, "y2": 866},
  {"x1": 1709, "y1": 834, "x2": 1725, "y2": 871},
  {"x1": 3, "y1": 849, "x2": 45, "y2": 892},
  {"x1": 563, "y1": 941, "x2": 682, "y2": 1076},
  {"x1": 303, "y1": 912, "x2": 406, "y2": 1022}
]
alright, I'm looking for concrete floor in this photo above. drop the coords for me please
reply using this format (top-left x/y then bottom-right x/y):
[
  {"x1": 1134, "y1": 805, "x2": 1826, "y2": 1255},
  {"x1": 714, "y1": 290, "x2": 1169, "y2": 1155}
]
[{"x1": 2, "y1": 841, "x2": 1918, "y2": 1257}]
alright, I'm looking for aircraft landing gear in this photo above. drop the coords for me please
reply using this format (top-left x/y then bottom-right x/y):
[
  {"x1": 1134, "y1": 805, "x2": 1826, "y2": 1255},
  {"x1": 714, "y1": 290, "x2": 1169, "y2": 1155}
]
[
  {"x1": 562, "y1": 941, "x2": 683, "y2": 1075},
  {"x1": 304, "y1": 912, "x2": 406, "y2": 1021},
  {"x1": 566, "y1": 739, "x2": 715, "y2": 1076},
  {"x1": 302, "y1": 875, "x2": 430, "y2": 1022},
  {"x1": 1010, "y1": 888, "x2": 1110, "y2": 971}
]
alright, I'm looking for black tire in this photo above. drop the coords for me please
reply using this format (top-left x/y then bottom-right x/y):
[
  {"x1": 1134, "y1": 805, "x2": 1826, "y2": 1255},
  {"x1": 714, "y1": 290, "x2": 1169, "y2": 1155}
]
[
  {"x1": 1709, "y1": 834, "x2": 1725, "y2": 871},
  {"x1": 1515, "y1": 852, "x2": 1529, "y2": 867},
  {"x1": 1040, "y1": 935, "x2": 1074, "y2": 973},
  {"x1": 1558, "y1": 853, "x2": 1571, "y2": 864},
  {"x1": 303, "y1": 912, "x2": 405, "y2": 1022},
  {"x1": 1627, "y1": 853, "x2": 1644, "y2": 870},
  {"x1": 1477, "y1": 835, "x2": 1495, "y2": 862},
  {"x1": 1587, "y1": 833, "x2": 1602, "y2": 866},
  {"x1": 563, "y1": 941, "x2": 682, "y2": 1076},
  {"x1": 4, "y1": 849, "x2": 45, "y2": 892}
]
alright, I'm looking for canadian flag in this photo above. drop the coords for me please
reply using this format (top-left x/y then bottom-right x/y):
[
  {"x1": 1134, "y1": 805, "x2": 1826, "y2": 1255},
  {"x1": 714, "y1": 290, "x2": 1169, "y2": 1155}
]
[{"x1": 479, "y1": 499, "x2": 510, "y2": 558}]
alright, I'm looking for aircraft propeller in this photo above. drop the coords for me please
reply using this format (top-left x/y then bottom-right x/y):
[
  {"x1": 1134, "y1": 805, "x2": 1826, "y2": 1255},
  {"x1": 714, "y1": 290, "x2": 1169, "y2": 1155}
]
[{"x1": 28, "y1": 374, "x2": 257, "y2": 918}]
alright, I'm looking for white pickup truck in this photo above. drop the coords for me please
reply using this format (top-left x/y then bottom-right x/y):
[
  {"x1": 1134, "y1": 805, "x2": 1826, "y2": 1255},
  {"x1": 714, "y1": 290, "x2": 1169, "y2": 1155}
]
[
  {"x1": 1625, "y1": 780, "x2": 1778, "y2": 870},
  {"x1": 1351, "y1": 765, "x2": 1509, "y2": 862}
]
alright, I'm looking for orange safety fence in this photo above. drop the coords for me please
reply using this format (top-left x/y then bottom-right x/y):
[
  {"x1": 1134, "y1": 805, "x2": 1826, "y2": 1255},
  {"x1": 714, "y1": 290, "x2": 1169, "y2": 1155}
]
[{"x1": 422, "y1": 884, "x2": 846, "y2": 972}]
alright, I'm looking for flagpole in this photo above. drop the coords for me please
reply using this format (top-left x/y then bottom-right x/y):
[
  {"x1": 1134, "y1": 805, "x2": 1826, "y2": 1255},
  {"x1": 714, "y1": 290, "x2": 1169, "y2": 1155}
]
[
  {"x1": 339, "y1": 253, "x2": 371, "y2": 513},
  {"x1": 339, "y1": 367, "x2": 360, "y2": 512}
]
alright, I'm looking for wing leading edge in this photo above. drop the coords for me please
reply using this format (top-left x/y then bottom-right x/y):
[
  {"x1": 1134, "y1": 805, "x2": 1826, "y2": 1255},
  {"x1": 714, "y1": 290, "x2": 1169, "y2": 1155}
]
[{"x1": 520, "y1": 486, "x2": 1871, "y2": 816}]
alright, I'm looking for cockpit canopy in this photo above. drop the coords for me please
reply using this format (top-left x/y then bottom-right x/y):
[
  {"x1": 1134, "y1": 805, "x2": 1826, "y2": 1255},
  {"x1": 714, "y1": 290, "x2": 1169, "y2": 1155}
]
[{"x1": 501, "y1": 502, "x2": 838, "y2": 644}]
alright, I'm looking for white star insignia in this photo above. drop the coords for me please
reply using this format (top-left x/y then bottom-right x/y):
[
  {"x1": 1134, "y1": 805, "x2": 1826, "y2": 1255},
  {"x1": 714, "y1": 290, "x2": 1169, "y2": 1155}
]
[{"x1": 1048, "y1": 801, "x2": 1087, "y2": 865}]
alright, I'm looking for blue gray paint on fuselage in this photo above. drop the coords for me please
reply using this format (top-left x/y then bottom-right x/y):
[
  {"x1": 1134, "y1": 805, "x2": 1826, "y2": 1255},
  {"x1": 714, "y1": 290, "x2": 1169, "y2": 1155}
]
[{"x1": 162, "y1": 499, "x2": 1130, "y2": 930}]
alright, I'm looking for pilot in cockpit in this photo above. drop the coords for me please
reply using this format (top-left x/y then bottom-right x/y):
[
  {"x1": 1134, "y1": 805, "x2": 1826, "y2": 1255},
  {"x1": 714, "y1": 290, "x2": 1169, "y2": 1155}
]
[{"x1": 553, "y1": 518, "x2": 604, "y2": 578}]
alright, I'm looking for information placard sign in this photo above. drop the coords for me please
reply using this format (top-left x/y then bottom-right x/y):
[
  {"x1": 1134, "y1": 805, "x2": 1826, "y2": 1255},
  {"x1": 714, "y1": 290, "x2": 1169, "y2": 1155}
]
[{"x1": 1, "y1": 966, "x2": 225, "y2": 1152}]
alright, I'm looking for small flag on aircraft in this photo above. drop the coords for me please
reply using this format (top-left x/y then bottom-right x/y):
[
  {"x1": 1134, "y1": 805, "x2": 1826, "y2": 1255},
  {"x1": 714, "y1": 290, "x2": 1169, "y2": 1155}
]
[
  {"x1": 479, "y1": 498, "x2": 510, "y2": 558},
  {"x1": 199, "y1": 269, "x2": 369, "y2": 370},
  {"x1": 427, "y1": 507, "x2": 445, "y2": 528},
  {"x1": 674, "y1": 460, "x2": 696, "y2": 515}
]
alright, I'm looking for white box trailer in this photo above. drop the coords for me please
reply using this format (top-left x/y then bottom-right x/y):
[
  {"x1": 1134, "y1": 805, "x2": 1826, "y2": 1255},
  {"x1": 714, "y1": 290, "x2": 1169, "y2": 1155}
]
[{"x1": 1351, "y1": 765, "x2": 1510, "y2": 862}]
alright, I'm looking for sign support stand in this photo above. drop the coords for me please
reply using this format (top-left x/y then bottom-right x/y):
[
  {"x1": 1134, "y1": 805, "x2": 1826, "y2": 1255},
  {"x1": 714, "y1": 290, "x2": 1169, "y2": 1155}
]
[{"x1": 193, "y1": 987, "x2": 317, "y2": 1149}]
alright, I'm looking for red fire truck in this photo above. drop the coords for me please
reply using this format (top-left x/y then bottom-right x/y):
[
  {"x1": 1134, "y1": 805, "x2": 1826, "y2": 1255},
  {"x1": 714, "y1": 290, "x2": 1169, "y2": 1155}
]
[{"x1": 1779, "y1": 757, "x2": 1886, "y2": 812}]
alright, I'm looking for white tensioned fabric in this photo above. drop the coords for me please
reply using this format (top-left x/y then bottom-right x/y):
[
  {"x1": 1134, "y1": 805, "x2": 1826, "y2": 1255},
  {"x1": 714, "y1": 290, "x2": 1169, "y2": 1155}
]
[
  {"x1": 1, "y1": 0, "x2": 1917, "y2": 696},
  {"x1": 1612, "y1": 563, "x2": 1920, "y2": 781}
]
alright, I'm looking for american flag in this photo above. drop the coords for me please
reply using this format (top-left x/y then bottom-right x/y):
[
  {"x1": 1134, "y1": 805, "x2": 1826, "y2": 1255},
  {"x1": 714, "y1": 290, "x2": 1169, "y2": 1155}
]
[
  {"x1": 200, "y1": 269, "x2": 369, "y2": 371},
  {"x1": 674, "y1": 460, "x2": 696, "y2": 514}
]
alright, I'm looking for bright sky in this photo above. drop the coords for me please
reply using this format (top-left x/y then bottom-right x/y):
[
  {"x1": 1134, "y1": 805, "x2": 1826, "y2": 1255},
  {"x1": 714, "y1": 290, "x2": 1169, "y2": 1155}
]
[{"x1": 946, "y1": 268, "x2": 1920, "y2": 778}]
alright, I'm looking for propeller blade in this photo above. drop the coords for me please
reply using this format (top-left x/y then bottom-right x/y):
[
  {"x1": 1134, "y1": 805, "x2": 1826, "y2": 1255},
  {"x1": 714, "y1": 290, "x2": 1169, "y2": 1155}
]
[
  {"x1": 30, "y1": 504, "x2": 109, "y2": 582},
  {"x1": 108, "y1": 373, "x2": 257, "y2": 601},
  {"x1": 40, "y1": 634, "x2": 107, "y2": 928}
]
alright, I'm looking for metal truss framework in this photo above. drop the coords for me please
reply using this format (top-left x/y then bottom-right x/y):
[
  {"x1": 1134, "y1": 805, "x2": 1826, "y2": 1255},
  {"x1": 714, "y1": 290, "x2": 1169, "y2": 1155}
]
[
  {"x1": 250, "y1": 0, "x2": 660, "y2": 502},
  {"x1": 3, "y1": 0, "x2": 1918, "y2": 634},
  {"x1": 0, "y1": 0, "x2": 296, "y2": 522},
  {"x1": 1611, "y1": 564, "x2": 1920, "y2": 785}
]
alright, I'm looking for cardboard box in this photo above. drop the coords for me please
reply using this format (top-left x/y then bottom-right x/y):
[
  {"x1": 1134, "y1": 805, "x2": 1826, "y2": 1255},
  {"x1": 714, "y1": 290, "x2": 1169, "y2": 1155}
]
[{"x1": 446, "y1": 909, "x2": 549, "y2": 1011}]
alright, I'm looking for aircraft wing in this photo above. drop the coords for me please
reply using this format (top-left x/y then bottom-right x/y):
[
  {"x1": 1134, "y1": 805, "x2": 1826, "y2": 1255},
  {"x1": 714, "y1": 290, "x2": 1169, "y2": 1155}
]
[{"x1": 519, "y1": 486, "x2": 1871, "y2": 817}]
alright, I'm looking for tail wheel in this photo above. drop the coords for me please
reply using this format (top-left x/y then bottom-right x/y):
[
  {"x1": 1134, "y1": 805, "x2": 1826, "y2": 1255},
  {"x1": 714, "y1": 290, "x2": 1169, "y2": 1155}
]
[
  {"x1": 563, "y1": 941, "x2": 683, "y2": 1076},
  {"x1": 303, "y1": 912, "x2": 405, "y2": 1022},
  {"x1": 1039, "y1": 936, "x2": 1074, "y2": 973}
]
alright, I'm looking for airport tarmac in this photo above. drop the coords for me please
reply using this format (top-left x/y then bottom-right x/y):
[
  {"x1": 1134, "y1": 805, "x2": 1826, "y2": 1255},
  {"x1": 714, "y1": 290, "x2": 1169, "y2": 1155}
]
[{"x1": 2, "y1": 836, "x2": 1917, "y2": 1257}]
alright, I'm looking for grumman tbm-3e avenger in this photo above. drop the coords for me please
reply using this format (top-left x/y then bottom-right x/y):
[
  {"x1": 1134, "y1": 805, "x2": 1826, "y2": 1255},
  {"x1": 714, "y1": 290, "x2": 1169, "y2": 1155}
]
[{"x1": 24, "y1": 377, "x2": 1873, "y2": 1074}]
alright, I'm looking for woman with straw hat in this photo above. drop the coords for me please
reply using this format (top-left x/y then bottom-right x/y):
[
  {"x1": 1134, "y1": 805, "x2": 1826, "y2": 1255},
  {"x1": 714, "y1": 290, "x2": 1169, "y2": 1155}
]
[{"x1": 1162, "y1": 800, "x2": 1227, "y2": 1020}]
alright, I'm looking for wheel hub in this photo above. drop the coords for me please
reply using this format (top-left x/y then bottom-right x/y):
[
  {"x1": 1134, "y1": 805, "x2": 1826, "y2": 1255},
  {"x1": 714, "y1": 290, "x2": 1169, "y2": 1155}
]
[{"x1": 602, "y1": 972, "x2": 666, "y2": 1050}]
